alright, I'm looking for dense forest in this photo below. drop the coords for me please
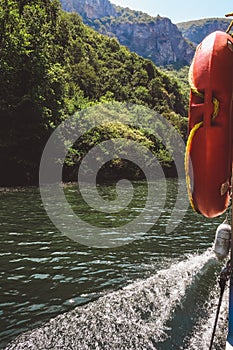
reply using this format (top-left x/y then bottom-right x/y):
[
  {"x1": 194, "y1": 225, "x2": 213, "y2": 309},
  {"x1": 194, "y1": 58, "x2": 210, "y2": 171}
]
[{"x1": 0, "y1": 0, "x2": 188, "y2": 185}]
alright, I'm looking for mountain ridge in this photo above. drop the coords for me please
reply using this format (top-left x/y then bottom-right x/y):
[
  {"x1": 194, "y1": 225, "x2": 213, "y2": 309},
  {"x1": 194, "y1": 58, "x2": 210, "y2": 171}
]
[
  {"x1": 177, "y1": 17, "x2": 231, "y2": 45},
  {"x1": 60, "y1": 0, "x2": 195, "y2": 66}
]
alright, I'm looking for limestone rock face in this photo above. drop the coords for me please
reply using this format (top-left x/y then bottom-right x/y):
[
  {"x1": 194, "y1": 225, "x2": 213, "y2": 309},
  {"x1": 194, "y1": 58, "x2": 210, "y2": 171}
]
[
  {"x1": 61, "y1": 0, "x2": 117, "y2": 19},
  {"x1": 107, "y1": 17, "x2": 194, "y2": 66},
  {"x1": 177, "y1": 18, "x2": 231, "y2": 45}
]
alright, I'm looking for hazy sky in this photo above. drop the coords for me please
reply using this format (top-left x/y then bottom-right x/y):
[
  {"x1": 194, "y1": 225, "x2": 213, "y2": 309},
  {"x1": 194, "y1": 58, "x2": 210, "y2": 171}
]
[{"x1": 110, "y1": 0, "x2": 233, "y2": 23}]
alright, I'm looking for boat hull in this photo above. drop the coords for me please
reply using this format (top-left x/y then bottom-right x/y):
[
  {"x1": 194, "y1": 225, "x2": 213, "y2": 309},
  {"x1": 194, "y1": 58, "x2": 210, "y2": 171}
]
[
  {"x1": 227, "y1": 279, "x2": 233, "y2": 349},
  {"x1": 226, "y1": 341, "x2": 233, "y2": 349}
]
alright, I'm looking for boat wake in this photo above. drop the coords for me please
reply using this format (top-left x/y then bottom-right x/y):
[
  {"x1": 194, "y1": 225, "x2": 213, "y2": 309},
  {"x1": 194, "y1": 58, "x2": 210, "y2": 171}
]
[
  {"x1": 5, "y1": 249, "x2": 219, "y2": 350},
  {"x1": 185, "y1": 279, "x2": 228, "y2": 350}
]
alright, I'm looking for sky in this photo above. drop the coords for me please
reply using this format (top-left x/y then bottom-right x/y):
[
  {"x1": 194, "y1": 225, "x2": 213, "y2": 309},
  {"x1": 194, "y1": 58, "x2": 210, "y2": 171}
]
[{"x1": 110, "y1": 0, "x2": 233, "y2": 23}]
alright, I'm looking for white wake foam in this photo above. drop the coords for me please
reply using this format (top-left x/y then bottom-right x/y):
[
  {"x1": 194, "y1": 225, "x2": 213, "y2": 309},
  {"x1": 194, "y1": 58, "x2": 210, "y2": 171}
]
[{"x1": 5, "y1": 249, "x2": 215, "y2": 350}]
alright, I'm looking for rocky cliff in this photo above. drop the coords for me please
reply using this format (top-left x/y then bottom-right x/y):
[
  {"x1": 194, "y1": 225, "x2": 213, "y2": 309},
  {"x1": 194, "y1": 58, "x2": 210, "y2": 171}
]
[
  {"x1": 177, "y1": 18, "x2": 231, "y2": 45},
  {"x1": 104, "y1": 17, "x2": 194, "y2": 66},
  {"x1": 60, "y1": 0, "x2": 195, "y2": 66},
  {"x1": 60, "y1": 0, "x2": 117, "y2": 19}
]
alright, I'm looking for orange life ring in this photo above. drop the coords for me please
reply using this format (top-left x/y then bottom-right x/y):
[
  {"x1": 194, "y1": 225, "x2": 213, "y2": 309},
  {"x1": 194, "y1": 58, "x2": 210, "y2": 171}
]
[{"x1": 185, "y1": 31, "x2": 233, "y2": 218}]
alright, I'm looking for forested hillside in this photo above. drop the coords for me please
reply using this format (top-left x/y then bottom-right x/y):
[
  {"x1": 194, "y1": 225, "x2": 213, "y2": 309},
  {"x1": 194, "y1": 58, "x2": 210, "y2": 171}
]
[{"x1": 0, "y1": 0, "x2": 188, "y2": 185}]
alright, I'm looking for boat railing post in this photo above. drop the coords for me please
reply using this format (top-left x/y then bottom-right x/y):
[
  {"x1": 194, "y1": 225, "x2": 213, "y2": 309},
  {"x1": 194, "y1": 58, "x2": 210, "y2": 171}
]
[{"x1": 226, "y1": 176, "x2": 233, "y2": 349}]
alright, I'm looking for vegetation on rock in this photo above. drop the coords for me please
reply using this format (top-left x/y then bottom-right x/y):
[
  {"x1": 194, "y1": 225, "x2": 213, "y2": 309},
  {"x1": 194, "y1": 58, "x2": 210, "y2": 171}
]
[{"x1": 60, "y1": 0, "x2": 195, "y2": 66}]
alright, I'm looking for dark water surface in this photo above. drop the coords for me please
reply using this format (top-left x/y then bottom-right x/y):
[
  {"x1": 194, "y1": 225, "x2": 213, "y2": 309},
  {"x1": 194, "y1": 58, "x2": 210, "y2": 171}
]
[{"x1": 0, "y1": 180, "x2": 228, "y2": 349}]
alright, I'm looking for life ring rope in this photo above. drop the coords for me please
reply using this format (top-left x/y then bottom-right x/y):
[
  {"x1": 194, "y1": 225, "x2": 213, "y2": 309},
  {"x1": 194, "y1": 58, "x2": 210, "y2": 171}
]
[
  {"x1": 185, "y1": 119, "x2": 203, "y2": 211},
  {"x1": 185, "y1": 69, "x2": 220, "y2": 211},
  {"x1": 226, "y1": 12, "x2": 233, "y2": 35}
]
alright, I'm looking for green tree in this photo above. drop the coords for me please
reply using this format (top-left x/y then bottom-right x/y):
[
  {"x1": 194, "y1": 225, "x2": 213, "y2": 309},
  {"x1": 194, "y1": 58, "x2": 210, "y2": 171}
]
[{"x1": 0, "y1": 0, "x2": 188, "y2": 185}]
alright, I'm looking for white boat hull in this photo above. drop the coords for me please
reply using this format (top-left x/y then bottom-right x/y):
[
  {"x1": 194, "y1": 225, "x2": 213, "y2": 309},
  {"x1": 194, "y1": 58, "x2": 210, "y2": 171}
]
[{"x1": 226, "y1": 341, "x2": 233, "y2": 349}]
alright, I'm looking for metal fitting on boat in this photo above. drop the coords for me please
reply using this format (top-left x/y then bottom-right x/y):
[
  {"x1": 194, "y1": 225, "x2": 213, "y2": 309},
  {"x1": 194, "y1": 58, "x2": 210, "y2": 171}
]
[{"x1": 213, "y1": 222, "x2": 231, "y2": 260}]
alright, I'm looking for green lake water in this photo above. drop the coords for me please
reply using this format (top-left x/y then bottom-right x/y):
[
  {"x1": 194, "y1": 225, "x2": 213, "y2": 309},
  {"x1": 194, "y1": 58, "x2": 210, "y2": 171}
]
[{"x1": 0, "y1": 180, "x2": 229, "y2": 349}]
